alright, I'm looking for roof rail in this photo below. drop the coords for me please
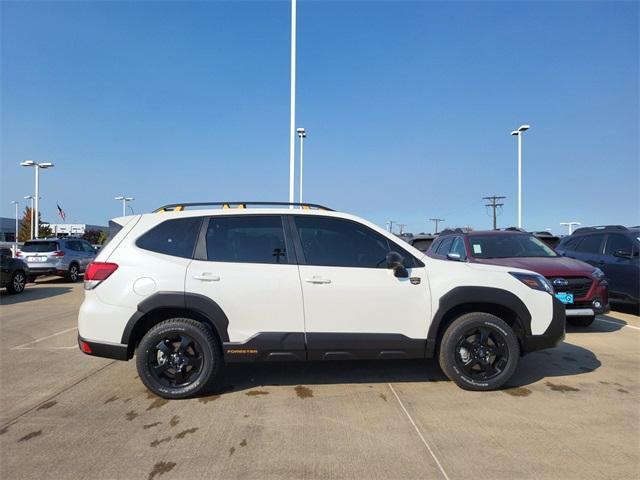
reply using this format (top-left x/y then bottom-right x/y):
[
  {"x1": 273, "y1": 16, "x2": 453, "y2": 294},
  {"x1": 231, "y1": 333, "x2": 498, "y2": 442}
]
[
  {"x1": 571, "y1": 225, "x2": 629, "y2": 235},
  {"x1": 154, "y1": 201, "x2": 334, "y2": 213}
]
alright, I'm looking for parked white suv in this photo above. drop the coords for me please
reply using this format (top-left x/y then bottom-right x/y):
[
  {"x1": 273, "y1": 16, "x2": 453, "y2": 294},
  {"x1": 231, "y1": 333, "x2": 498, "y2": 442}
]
[{"x1": 78, "y1": 202, "x2": 565, "y2": 398}]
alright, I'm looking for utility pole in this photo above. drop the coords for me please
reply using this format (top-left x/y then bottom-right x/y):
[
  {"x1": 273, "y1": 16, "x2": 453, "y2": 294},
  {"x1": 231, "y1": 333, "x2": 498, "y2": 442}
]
[
  {"x1": 397, "y1": 224, "x2": 407, "y2": 235},
  {"x1": 429, "y1": 218, "x2": 444, "y2": 234},
  {"x1": 483, "y1": 195, "x2": 506, "y2": 230},
  {"x1": 386, "y1": 220, "x2": 396, "y2": 233}
]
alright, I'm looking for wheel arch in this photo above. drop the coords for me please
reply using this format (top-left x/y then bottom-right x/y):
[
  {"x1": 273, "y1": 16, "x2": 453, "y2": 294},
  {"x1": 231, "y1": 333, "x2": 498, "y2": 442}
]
[
  {"x1": 426, "y1": 286, "x2": 531, "y2": 358},
  {"x1": 121, "y1": 292, "x2": 229, "y2": 359}
]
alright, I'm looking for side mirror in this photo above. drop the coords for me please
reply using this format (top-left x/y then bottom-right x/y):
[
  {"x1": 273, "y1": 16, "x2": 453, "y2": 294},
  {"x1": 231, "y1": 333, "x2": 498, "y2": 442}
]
[
  {"x1": 613, "y1": 250, "x2": 633, "y2": 259},
  {"x1": 447, "y1": 252, "x2": 463, "y2": 261},
  {"x1": 386, "y1": 251, "x2": 409, "y2": 278}
]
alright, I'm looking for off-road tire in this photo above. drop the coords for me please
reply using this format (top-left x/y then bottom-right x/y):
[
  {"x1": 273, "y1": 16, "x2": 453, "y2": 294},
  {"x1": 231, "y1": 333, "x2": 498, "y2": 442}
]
[
  {"x1": 136, "y1": 318, "x2": 221, "y2": 399},
  {"x1": 439, "y1": 312, "x2": 520, "y2": 391}
]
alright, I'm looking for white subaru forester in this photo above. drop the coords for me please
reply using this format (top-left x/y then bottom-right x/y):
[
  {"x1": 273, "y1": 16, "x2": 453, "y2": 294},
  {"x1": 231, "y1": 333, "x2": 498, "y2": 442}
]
[{"x1": 78, "y1": 202, "x2": 565, "y2": 399}]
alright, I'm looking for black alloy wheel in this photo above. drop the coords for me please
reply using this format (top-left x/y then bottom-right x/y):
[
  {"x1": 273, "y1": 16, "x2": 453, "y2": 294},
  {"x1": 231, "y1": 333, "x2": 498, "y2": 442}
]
[
  {"x1": 454, "y1": 325, "x2": 509, "y2": 382},
  {"x1": 148, "y1": 334, "x2": 204, "y2": 388}
]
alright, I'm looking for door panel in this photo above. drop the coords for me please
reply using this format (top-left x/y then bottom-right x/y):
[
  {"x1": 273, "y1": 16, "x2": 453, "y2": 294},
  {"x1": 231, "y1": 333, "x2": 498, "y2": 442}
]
[
  {"x1": 602, "y1": 234, "x2": 640, "y2": 301},
  {"x1": 292, "y1": 215, "x2": 431, "y2": 358}
]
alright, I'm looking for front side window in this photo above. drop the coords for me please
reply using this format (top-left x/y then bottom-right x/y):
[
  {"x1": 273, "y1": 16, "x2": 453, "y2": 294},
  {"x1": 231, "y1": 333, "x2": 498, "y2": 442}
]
[
  {"x1": 604, "y1": 234, "x2": 633, "y2": 256},
  {"x1": 468, "y1": 234, "x2": 557, "y2": 259},
  {"x1": 435, "y1": 236, "x2": 454, "y2": 255},
  {"x1": 205, "y1": 215, "x2": 287, "y2": 264},
  {"x1": 136, "y1": 217, "x2": 202, "y2": 258},
  {"x1": 575, "y1": 234, "x2": 605, "y2": 254},
  {"x1": 450, "y1": 237, "x2": 467, "y2": 258},
  {"x1": 294, "y1": 216, "x2": 415, "y2": 268}
]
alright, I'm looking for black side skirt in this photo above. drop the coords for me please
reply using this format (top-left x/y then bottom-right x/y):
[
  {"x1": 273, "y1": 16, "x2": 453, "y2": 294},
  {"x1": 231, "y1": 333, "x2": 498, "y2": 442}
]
[{"x1": 223, "y1": 332, "x2": 426, "y2": 363}]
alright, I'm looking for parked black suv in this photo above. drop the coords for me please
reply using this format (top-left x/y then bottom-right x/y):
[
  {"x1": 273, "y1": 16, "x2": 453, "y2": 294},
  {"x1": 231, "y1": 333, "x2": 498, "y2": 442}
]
[
  {"x1": 0, "y1": 247, "x2": 29, "y2": 294},
  {"x1": 556, "y1": 226, "x2": 639, "y2": 308}
]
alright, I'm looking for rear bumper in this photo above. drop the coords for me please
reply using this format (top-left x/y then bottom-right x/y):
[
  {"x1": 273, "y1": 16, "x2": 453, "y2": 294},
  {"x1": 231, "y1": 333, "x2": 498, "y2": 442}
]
[
  {"x1": 78, "y1": 334, "x2": 129, "y2": 361},
  {"x1": 522, "y1": 296, "x2": 566, "y2": 353}
]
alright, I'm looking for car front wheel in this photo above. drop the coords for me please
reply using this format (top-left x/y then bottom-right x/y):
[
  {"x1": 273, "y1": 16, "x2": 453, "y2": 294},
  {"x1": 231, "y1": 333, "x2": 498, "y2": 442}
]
[
  {"x1": 136, "y1": 318, "x2": 221, "y2": 399},
  {"x1": 439, "y1": 312, "x2": 520, "y2": 391},
  {"x1": 7, "y1": 270, "x2": 27, "y2": 294}
]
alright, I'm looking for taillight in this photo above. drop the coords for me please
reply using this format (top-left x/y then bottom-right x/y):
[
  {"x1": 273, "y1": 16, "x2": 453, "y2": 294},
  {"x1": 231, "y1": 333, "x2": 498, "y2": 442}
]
[
  {"x1": 84, "y1": 262, "x2": 118, "y2": 290},
  {"x1": 53, "y1": 251, "x2": 65, "y2": 257},
  {"x1": 16, "y1": 251, "x2": 22, "y2": 257}
]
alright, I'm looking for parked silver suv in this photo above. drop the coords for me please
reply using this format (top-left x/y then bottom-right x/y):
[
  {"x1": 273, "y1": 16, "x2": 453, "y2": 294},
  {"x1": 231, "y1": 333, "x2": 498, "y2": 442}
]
[{"x1": 18, "y1": 238, "x2": 96, "y2": 282}]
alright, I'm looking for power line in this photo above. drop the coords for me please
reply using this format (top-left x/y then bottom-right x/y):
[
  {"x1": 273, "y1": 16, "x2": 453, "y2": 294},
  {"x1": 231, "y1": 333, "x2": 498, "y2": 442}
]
[
  {"x1": 483, "y1": 196, "x2": 506, "y2": 230},
  {"x1": 429, "y1": 218, "x2": 445, "y2": 234}
]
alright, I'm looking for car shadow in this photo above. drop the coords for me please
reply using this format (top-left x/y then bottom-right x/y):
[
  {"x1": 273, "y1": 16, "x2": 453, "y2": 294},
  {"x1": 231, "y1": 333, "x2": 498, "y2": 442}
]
[
  {"x1": 611, "y1": 303, "x2": 639, "y2": 316},
  {"x1": 199, "y1": 341, "x2": 599, "y2": 397},
  {"x1": 566, "y1": 315, "x2": 627, "y2": 334},
  {"x1": 0, "y1": 283, "x2": 72, "y2": 305}
]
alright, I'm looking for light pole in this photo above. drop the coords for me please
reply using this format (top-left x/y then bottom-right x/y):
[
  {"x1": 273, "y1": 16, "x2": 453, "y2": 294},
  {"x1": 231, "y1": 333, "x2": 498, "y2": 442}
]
[
  {"x1": 386, "y1": 220, "x2": 396, "y2": 233},
  {"x1": 297, "y1": 127, "x2": 306, "y2": 203},
  {"x1": 510, "y1": 125, "x2": 530, "y2": 229},
  {"x1": 288, "y1": 0, "x2": 297, "y2": 206},
  {"x1": 24, "y1": 195, "x2": 35, "y2": 239},
  {"x1": 11, "y1": 201, "x2": 19, "y2": 245},
  {"x1": 560, "y1": 222, "x2": 581, "y2": 235},
  {"x1": 20, "y1": 160, "x2": 54, "y2": 239},
  {"x1": 114, "y1": 196, "x2": 134, "y2": 217}
]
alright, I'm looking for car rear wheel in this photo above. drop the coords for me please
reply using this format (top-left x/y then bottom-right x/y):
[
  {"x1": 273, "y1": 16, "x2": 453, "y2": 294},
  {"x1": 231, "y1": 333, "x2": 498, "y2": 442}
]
[
  {"x1": 66, "y1": 263, "x2": 80, "y2": 282},
  {"x1": 7, "y1": 270, "x2": 26, "y2": 294},
  {"x1": 136, "y1": 318, "x2": 221, "y2": 399},
  {"x1": 439, "y1": 312, "x2": 520, "y2": 391},
  {"x1": 567, "y1": 315, "x2": 595, "y2": 327}
]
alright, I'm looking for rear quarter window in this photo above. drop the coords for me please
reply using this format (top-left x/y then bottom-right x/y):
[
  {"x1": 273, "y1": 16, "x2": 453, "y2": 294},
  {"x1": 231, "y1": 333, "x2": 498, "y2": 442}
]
[{"x1": 136, "y1": 217, "x2": 202, "y2": 259}]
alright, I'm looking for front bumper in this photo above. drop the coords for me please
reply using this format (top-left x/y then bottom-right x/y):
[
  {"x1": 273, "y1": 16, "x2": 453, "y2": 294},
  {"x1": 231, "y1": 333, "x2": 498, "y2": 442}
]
[
  {"x1": 78, "y1": 334, "x2": 129, "y2": 361},
  {"x1": 522, "y1": 296, "x2": 566, "y2": 353}
]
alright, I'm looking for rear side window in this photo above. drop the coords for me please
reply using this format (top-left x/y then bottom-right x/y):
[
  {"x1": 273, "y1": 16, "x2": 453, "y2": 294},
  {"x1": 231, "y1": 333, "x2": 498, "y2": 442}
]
[
  {"x1": 575, "y1": 234, "x2": 605, "y2": 254},
  {"x1": 136, "y1": 217, "x2": 202, "y2": 258},
  {"x1": 205, "y1": 215, "x2": 288, "y2": 264},
  {"x1": 21, "y1": 241, "x2": 58, "y2": 252}
]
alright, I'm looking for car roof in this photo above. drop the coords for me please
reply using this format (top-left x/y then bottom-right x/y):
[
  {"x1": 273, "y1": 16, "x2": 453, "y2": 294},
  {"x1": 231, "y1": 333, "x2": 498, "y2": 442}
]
[{"x1": 440, "y1": 229, "x2": 529, "y2": 237}]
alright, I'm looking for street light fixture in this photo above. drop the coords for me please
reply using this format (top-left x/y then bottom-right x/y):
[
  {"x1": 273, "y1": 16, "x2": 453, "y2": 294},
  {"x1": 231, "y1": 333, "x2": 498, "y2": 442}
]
[
  {"x1": 510, "y1": 125, "x2": 530, "y2": 229},
  {"x1": 114, "y1": 196, "x2": 134, "y2": 217},
  {"x1": 297, "y1": 127, "x2": 307, "y2": 203},
  {"x1": 560, "y1": 222, "x2": 581, "y2": 235},
  {"x1": 20, "y1": 160, "x2": 54, "y2": 239},
  {"x1": 24, "y1": 195, "x2": 35, "y2": 239}
]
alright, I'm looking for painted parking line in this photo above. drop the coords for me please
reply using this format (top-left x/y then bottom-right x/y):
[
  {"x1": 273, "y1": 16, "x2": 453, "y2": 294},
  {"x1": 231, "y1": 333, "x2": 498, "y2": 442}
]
[
  {"x1": 10, "y1": 327, "x2": 78, "y2": 350},
  {"x1": 596, "y1": 318, "x2": 640, "y2": 331},
  {"x1": 387, "y1": 383, "x2": 451, "y2": 480}
]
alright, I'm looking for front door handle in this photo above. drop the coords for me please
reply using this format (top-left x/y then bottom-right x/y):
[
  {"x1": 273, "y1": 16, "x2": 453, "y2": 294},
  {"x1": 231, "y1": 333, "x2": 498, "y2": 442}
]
[
  {"x1": 193, "y1": 274, "x2": 220, "y2": 282},
  {"x1": 305, "y1": 276, "x2": 331, "y2": 284}
]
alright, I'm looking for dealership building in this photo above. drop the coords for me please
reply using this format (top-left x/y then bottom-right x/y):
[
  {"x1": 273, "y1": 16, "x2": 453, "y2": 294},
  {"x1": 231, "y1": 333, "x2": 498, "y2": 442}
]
[{"x1": 0, "y1": 217, "x2": 106, "y2": 242}]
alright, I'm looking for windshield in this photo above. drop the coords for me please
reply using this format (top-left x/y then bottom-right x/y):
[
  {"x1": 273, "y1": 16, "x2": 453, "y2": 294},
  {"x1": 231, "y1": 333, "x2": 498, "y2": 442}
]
[
  {"x1": 468, "y1": 234, "x2": 558, "y2": 259},
  {"x1": 21, "y1": 241, "x2": 59, "y2": 252}
]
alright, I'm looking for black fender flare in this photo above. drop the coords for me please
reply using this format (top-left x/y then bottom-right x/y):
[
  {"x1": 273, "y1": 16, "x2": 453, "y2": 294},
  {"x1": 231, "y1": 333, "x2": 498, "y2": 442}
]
[
  {"x1": 121, "y1": 291, "x2": 230, "y2": 346},
  {"x1": 425, "y1": 286, "x2": 532, "y2": 357}
]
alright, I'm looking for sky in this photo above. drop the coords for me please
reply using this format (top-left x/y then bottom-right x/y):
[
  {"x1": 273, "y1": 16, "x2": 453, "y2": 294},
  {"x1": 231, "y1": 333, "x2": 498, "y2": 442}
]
[{"x1": 1, "y1": 0, "x2": 638, "y2": 235}]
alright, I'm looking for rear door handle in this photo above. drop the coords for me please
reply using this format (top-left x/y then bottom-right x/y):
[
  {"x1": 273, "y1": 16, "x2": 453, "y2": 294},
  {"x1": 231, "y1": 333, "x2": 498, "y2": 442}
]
[
  {"x1": 305, "y1": 276, "x2": 331, "y2": 284},
  {"x1": 193, "y1": 274, "x2": 220, "y2": 282}
]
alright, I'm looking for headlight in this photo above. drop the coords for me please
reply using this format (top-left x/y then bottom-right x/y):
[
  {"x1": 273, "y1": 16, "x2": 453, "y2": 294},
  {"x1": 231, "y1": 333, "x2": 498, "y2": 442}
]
[
  {"x1": 591, "y1": 268, "x2": 605, "y2": 280},
  {"x1": 510, "y1": 272, "x2": 554, "y2": 294}
]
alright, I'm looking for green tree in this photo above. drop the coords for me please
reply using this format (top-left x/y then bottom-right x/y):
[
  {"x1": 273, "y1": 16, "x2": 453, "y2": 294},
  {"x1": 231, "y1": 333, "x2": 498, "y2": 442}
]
[
  {"x1": 97, "y1": 230, "x2": 108, "y2": 245},
  {"x1": 17, "y1": 207, "x2": 53, "y2": 241},
  {"x1": 82, "y1": 229, "x2": 103, "y2": 244}
]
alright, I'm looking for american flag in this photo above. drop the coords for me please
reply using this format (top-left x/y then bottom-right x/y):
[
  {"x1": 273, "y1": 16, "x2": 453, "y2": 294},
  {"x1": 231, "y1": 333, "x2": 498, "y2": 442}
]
[{"x1": 57, "y1": 203, "x2": 66, "y2": 221}]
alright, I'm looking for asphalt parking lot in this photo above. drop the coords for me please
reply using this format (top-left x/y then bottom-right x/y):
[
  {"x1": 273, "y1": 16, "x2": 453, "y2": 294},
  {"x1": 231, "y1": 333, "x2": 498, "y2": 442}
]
[{"x1": 1, "y1": 278, "x2": 638, "y2": 480}]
